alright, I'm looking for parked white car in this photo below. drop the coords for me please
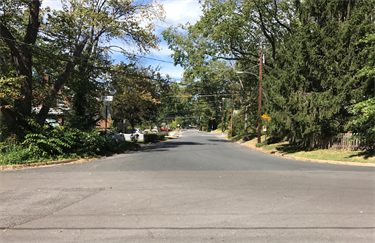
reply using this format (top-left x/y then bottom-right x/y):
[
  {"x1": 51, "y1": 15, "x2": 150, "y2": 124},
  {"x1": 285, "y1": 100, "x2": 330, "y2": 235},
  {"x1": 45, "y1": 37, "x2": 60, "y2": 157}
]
[
  {"x1": 125, "y1": 128, "x2": 147, "y2": 134},
  {"x1": 98, "y1": 131, "x2": 125, "y2": 142},
  {"x1": 151, "y1": 127, "x2": 158, "y2": 132}
]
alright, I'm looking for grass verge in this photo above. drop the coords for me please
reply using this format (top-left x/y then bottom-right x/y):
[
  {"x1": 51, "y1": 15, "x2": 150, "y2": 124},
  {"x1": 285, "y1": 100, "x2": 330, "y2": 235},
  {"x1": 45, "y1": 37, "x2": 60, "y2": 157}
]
[{"x1": 244, "y1": 137, "x2": 375, "y2": 164}]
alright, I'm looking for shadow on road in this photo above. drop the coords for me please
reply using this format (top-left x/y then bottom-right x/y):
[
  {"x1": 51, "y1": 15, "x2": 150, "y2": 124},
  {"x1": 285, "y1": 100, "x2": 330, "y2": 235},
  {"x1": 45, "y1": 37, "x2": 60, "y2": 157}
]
[
  {"x1": 207, "y1": 139, "x2": 232, "y2": 143},
  {"x1": 132, "y1": 141, "x2": 206, "y2": 153}
]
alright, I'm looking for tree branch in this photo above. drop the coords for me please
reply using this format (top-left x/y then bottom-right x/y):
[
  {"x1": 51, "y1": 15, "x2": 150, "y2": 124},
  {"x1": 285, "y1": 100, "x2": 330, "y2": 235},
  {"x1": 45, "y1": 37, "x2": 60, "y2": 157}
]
[
  {"x1": 0, "y1": 24, "x2": 27, "y2": 74},
  {"x1": 23, "y1": 0, "x2": 41, "y2": 45},
  {"x1": 37, "y1": 37, "x2": 89, "y2": 126}
]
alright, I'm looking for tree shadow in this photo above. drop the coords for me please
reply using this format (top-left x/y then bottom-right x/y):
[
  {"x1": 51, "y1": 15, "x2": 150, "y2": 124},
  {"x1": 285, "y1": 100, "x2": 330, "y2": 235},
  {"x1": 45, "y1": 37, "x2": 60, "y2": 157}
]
[
  {"x1": 207, "y1": 139, "x2": 232, "y2": 143},
  {"x1": 275, "y1": 144, "x2": 309, "y2": 154},
  {"x1": 348, "y1": 150, "x2": 375, "y2": 159},
  {"x1": 131, "y1": 141, "x2": 206, "y2": 153}
]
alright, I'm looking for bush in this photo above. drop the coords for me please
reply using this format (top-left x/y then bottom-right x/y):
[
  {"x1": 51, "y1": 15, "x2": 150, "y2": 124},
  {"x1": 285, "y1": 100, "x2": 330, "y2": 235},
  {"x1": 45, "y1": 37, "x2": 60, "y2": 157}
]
[
  {"x1": 143, "y1": 133, "x2": 166, "y2": 143},
  {"x1": 144, "y1": 134, "x2": 158, "y2": 143},
  {"x1": 22, "y1": 126, "x2": 104, "y2": 157},
  {"x1": 0, "y1": 126, "x2": 142, "y2": 165},
  {"x1": 157, "y1": 133, "x2": 165, "y2": 140},
  {"x1": 256, "y1": 140, "x2": 268, "y2": 148},
  {"x1": 0, "y1": 143, "x2": 41, "y2": 165}
]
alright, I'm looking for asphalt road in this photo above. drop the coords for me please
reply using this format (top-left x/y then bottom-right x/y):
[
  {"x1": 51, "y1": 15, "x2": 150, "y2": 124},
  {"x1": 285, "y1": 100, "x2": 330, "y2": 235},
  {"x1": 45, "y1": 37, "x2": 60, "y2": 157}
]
[{"x1": 1, "y1": 130, "x2": 374, "y2": 242}]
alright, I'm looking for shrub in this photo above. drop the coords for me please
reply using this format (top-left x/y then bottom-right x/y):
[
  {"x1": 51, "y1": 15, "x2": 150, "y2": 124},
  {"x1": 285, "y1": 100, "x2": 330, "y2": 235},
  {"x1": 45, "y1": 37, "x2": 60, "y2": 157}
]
[
  {"x1": 0, "y1": 125, "x2": 143, "y2": 165},
  {"x1": 0, "y1": 143, "x2": 42, "y2": 165},
  {"x1": 144, "y1": 134, "x2": 158, "y2": 143},
  {"x1": 157, "y1": 133, "x2": 165, "y2": 140},
  {"x1": 21, "y1": 126, "x2": 104, "y2": 157},
  {"x1": 160, "y1": 131, "x2": 169, "y2": 136},
  {"x1": 256, "y1": 140, "x2": 268, "y2": 148}
]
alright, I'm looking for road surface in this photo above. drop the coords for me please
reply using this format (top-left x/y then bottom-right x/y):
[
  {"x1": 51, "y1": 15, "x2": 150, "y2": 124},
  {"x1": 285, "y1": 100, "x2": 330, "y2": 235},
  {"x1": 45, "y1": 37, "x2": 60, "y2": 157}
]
[{"x1": 1, "y1": 130, "x2": 374, "y2": 242}]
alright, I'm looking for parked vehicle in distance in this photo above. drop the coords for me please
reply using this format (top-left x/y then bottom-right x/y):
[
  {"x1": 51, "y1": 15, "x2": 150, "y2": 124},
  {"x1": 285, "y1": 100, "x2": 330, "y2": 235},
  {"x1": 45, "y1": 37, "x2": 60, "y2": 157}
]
[
  {"x1": 125, "y1": 128, "x2": 147, "y2": 134},
  {"x1": 98, "y1": 131, "x2": 125, "y2": 142},
  {"x1": 160, "y1": 127, "x2": 170, "y2": 131},
  {"x1": 151, "y1": 127, "x2": 158, "y2": 132}
]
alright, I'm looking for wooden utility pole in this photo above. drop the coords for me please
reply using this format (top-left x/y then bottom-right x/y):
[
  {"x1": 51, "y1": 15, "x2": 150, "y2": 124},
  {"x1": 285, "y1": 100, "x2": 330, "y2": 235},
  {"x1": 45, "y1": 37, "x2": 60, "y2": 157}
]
[
  {"x1": 231, "y1": 90, "x2": 234, "y2": 138},
  {"x1": 222, "y1": 98, "x2": 225, "y2": 134},
  {"x1": 257, "y1": 42, "x2": 263, "y2": 144}
]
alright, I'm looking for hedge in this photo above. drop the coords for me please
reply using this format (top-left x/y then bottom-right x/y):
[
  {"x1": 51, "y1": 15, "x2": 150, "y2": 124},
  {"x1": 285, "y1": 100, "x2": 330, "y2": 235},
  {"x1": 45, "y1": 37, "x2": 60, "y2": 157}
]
[{"x1": 144, "y1": 133, "x2": 166, "y2": 143}]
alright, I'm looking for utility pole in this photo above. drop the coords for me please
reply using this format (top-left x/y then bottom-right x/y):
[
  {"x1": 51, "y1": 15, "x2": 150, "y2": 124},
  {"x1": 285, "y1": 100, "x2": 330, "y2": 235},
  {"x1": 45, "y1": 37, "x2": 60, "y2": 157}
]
[
  {"x1": 222, "y1": 98, "x2": 225, "y2": 134},
  {"x1": 258, "y1": 42, "x2": 263, "y2": 144},
  {"x1": 231, "y1": 90, "x2": 234, "y2": 138},
  {"x1": 105, "y1": 104, "x2": 108, "y2": 135}
]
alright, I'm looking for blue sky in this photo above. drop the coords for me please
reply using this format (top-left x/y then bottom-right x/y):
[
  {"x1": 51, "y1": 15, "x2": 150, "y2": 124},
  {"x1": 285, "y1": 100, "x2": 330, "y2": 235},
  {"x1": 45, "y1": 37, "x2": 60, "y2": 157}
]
[{"x1": 43, "y1": 0, "x2": 203, "y2": 81}]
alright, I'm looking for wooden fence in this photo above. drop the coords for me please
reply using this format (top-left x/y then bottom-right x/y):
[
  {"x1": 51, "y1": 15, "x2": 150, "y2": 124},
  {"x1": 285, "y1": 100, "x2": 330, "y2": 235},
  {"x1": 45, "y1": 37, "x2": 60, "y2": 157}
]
[{"x1": 330, "y1": 133, "x2": 369, "y2": 150}]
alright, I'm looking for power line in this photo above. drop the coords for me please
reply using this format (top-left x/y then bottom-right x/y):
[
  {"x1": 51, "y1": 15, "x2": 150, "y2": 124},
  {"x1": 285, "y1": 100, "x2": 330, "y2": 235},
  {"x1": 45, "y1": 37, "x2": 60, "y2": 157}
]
[
  {"x1": 166, "y1": 93, "x2": 241, "y2": 98},
  {"x1": 0, "y1": 36, "x2": 181, "y2": 80},
  {"x1": 155, "y1": 115, "x2": 229, "y2": 119},
  {"x1": 157, "y1": 106, "x2": 242, "y2": 114}
]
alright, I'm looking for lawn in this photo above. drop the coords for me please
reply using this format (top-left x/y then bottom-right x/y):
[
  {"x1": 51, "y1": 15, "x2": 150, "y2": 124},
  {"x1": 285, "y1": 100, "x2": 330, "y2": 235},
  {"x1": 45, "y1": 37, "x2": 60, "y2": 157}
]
[{"x1": 244, "y1": 137, "x2": 375, "y2": 164}]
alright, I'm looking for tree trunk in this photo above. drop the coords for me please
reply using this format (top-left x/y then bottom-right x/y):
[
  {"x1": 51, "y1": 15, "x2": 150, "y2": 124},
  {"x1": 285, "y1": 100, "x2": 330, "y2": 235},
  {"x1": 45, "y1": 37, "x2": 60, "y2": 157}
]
[
  {"x1": 244, "y1": 111, "x2": 248, "y2": 133},
  {"x1": 37, "y1": 38, "x2": 88, "y2": 126},
  {"x1": 244, "y1": 90, "x2": 251, "y2": 133},
  {"x1": 0, "y1": 1, "x2": 40, "y2": 126}
]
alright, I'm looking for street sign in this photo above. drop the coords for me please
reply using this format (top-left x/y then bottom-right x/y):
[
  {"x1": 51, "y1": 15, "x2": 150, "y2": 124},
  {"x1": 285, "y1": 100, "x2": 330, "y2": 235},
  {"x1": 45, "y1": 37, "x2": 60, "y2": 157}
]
[
  {"x1": 101, "y1": 96, "x2": 113, "y2": 101},
  {"x1": 100, "y1": 106, "x2": 113, "y2": 118},
  {"x1": 262, "y1": 113, "x2": 271, "y2": 122},
  {"x1": 263, "y1": 126, "x2": 267, "y2": 131}
]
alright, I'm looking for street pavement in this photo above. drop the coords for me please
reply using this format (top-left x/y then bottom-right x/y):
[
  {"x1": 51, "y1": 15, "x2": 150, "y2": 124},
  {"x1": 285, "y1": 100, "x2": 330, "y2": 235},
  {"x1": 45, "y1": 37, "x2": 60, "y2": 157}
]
[{"x1": 1, "y1": 130, "x2": 374, "y2": 242}]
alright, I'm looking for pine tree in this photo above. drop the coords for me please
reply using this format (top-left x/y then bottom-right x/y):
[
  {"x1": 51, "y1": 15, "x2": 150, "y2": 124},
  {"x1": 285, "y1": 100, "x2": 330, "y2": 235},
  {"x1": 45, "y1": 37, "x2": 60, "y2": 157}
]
[{"x1": 265, "y1": 0, "x2": 375, "y2": 148}]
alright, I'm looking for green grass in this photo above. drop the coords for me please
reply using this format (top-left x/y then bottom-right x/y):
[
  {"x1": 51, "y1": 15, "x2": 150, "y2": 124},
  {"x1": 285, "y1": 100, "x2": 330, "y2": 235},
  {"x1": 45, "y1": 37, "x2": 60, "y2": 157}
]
[
  {"x1": 280, "y1": 148, "x2": 374, "y2": 163},
  {"x1": 244, "y1": 137, "x2": 374, "y2": 164}
]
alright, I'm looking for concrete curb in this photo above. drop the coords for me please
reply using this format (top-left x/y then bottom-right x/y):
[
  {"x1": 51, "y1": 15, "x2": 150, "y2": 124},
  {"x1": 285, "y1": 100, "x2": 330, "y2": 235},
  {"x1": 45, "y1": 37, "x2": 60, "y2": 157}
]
[
  {"x1": 225, "y1": 137, "x2": 375, "y2": 167},
  {"x1": 0, "y1": 159, "x2": 82, "y2": 171}
]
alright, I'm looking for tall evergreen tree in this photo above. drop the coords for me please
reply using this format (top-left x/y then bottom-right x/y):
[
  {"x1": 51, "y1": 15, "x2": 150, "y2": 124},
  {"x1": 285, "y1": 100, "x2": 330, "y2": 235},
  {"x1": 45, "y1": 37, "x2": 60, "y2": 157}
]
[{"x1": 264, "y1": 0, "x2": 375, "y2": 148}]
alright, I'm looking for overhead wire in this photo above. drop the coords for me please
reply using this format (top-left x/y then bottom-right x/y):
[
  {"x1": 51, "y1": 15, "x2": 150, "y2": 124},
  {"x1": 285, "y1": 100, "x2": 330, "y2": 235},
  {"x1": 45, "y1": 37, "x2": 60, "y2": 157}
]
[{"x1": 0, "y1": 36, "x2": 180, "y2": 80}]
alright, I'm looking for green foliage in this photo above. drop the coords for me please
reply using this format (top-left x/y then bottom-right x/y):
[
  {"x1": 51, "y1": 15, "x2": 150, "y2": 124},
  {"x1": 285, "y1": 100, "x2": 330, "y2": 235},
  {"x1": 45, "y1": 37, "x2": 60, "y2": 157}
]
[
  {"x1": 160, "y1": 131, "x2": 169, "y2": 136},
  {"x1": 143, "y1": 132, "x2": 166, "y2": 143},
  {"x1": 0, "y1": 143, "x2": 42, "y2": 165},
  {"x1": 1, "y1": 0, "x2": 165, "y2": 133},
  {"x1": 157, "y1": 133, "x2": 166, "y2": 140},
  {"x1": 256, "y1": 140, "x2": 268, "y2": 148},
  {"x1": 0, "y1": 127, "x2": 140, "y2": 164},
  {"x1": 144, "y1": 134, "x2": 158, "y2": 143},
  {"x1": 22, "y1": 126, "x2": 101, "y2": 157},
  {"x1": 0, "y1": 125, "x2": 139, "y2": 165},
  {"x1": 348, "y1": 97, "x2": 375, "y2": 145},
  {"x1": 264, "y1": 0, "x2": 375, "y2": 148},
  {"x1": 109, "y1": 64, "x2": 167, "y2": 129}
]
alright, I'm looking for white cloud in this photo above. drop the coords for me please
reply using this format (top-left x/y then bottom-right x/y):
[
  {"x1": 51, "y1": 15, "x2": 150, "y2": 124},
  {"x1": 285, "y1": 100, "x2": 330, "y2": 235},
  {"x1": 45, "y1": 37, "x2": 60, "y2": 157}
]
[
  {"x1": 42, "y1": 0, "x2": 203, "y2": 79},
  {"x1": 157, "y1": 63, "x2": 184, "y2": 80},
  {"x1": 151, "y1": 42, "x2": 173, "y2": 56},
  {"x1": 161, "y1": 0, "x2": 202, "y2": 26},
  {"x1": 42, "y1": 0, "x2": 62, "y2": 10}
]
